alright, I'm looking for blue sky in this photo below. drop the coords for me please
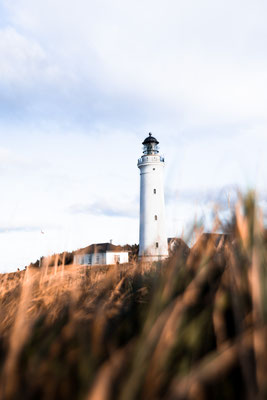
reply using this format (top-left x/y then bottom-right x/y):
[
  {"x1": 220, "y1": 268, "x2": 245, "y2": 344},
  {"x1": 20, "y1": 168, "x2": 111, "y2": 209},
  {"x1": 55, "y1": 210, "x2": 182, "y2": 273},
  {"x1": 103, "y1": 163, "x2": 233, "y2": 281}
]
[{"x1": 0, "y1": 0, "x2": 267, "y2": 272}]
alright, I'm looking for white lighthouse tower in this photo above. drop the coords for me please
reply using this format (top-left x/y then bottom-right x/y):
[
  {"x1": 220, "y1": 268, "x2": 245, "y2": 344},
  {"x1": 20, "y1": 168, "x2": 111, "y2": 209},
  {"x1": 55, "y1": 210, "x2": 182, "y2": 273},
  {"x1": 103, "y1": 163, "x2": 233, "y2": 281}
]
[{"x1": 138, "y1": 133, "x2": 169, "y2": 261}]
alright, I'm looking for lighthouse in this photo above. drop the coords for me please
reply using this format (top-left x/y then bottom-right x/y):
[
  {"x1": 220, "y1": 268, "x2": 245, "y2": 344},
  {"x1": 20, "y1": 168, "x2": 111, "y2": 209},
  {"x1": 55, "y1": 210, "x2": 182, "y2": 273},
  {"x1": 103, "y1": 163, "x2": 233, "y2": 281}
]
[{"x1": 138, "y1": 133, "x2": 169, "y2": 261}]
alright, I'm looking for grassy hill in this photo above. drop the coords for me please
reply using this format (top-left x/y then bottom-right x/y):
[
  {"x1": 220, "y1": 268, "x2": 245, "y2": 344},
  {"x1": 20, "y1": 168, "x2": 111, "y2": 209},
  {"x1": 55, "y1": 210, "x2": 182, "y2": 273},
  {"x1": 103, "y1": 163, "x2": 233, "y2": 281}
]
[{"x1": 0, "y1": 192, "x2": 266, "y2": 400}]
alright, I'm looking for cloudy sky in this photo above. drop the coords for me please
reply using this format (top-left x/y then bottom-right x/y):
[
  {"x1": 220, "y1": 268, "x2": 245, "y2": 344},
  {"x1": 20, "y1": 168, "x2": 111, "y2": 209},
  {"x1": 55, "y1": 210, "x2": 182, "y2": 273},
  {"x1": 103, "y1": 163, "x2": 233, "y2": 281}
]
[{"x1": 0, "y1": 0, "x2": 267, "y2": 272}]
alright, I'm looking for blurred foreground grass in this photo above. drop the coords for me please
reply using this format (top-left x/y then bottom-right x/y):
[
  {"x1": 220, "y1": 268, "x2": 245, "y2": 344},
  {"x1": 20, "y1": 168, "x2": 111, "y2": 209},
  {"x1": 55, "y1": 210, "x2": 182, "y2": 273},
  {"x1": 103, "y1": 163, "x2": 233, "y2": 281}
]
[{"x1": 0, "y1": 192, "x2": 267, "y2": 400}]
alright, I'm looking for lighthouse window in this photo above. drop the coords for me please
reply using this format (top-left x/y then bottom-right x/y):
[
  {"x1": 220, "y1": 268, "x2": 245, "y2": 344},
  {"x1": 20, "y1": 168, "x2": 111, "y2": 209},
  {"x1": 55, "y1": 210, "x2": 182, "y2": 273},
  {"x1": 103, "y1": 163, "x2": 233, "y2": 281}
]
[
  {"x1": 156, "y1": 242, "x2": 159, "y2": 248},
  {"x1": 155, "y1": 215, "x2": 158, "y2": 220},
  {"x1": 153, "y1": 168, "x2": 155, "y2": 170},
  {"x1": 154, "y1": 189, "x2": 156, "y2": 194}
]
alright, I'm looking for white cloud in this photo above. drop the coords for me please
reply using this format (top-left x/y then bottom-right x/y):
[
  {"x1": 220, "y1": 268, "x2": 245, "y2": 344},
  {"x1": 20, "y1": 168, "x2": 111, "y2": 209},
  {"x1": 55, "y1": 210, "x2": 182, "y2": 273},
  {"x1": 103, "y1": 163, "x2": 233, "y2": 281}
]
[
  {"x1": 0, "y1": 27, "x2": 59, "y2": 85},
  {"x1": 2, "y1": 0, "x2": 267, "y2": 126}
]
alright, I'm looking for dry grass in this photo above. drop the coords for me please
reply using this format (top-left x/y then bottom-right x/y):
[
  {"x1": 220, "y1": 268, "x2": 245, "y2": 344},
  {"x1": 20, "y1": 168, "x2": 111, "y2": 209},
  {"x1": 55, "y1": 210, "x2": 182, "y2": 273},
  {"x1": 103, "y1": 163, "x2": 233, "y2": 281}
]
[{"x1": 0, "y1": 192, "x2": 266, "y2": 400}]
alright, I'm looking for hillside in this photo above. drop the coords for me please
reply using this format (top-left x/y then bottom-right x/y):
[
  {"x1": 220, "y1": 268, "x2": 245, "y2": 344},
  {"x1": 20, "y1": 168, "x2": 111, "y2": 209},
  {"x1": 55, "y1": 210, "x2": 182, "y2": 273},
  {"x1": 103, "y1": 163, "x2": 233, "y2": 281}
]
[{"x1": 0, "y1": 193, "x2": 266, "y2": 400}]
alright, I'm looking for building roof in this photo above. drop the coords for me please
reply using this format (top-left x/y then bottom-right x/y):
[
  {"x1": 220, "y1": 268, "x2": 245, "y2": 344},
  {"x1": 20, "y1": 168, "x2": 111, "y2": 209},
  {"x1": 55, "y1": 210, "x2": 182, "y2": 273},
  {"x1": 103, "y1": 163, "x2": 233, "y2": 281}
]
[
  {"x1": 191, "y1": 233, "x2": 231, "y2": 253},
  {"x1": 168, "y1": 237, "x2": 190, "y2": 258},
  {"x1": 74, "y1": 243, "x2": 129, "y2": 255},
  {"x1": 142, "y1": 132, "x2": 159, "y2": 145}
]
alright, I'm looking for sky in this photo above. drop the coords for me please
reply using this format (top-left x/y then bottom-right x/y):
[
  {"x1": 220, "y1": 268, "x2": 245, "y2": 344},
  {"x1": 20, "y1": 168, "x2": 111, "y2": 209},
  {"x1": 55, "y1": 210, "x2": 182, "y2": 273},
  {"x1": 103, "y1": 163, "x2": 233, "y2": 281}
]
[{"x1": 0, "y1": 0, "x2": 267, "y2": 272}]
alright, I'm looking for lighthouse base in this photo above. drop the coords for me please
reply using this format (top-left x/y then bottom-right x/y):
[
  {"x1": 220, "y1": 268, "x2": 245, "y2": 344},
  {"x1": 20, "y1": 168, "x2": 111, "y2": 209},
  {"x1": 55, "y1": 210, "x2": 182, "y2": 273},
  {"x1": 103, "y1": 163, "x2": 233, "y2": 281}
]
[{"x1": 138, "y1": 254, "x2": 169, "y2": 262}]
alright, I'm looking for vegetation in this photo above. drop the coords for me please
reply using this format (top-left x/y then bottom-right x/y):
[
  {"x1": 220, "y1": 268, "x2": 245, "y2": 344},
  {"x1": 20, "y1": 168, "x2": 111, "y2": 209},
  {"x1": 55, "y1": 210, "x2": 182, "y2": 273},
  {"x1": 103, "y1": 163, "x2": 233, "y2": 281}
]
[{"x1": 0, "y1": 192, "x2": 266, "y2": 400}]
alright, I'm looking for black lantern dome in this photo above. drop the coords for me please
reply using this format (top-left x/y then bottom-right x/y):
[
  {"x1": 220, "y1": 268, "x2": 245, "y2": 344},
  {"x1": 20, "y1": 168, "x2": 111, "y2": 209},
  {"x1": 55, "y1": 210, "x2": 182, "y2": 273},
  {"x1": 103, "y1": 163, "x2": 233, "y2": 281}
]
[
  {"x1": 142, "y1": 133, "x2": 159, "y2": 155},
  {"x1": 142, "y1": 132, "x2": 159, "y2": 145}
]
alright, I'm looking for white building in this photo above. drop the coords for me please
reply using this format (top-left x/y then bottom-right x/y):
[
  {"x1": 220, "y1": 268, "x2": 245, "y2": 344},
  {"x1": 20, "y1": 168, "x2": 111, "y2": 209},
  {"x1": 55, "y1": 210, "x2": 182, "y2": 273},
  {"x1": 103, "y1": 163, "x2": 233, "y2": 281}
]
[
  {"x1": 138, "y1": 133, "x2": 169, "y2": 261},
  {"x1": 73, "y1": 243, "x2": 129, "y2": 266}
]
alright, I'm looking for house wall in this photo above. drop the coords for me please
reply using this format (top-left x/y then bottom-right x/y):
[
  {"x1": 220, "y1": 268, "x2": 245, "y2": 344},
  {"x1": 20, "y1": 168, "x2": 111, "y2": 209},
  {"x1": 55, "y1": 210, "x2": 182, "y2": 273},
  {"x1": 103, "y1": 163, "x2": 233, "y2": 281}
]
[
  {"x1": 73, "y1": 253, "x2": 106, "y2": 265},
  {"x1": 73, "y1": 251, "x2": 128, "y2": 266},
  {"x1": 92, "y1": 253, "x2": 106, "y2": 265},
  {"x1": 106, "y1": 252, "x2": 129, "y2": 265}
]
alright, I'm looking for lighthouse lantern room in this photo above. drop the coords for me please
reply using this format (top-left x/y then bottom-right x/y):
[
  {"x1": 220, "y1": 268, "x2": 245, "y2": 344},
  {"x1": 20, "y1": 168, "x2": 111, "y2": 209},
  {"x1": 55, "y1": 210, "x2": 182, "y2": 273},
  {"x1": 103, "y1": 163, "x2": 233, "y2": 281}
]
[{"x1": 138, "y1": 133, "x2": 169, "y2": 261}]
